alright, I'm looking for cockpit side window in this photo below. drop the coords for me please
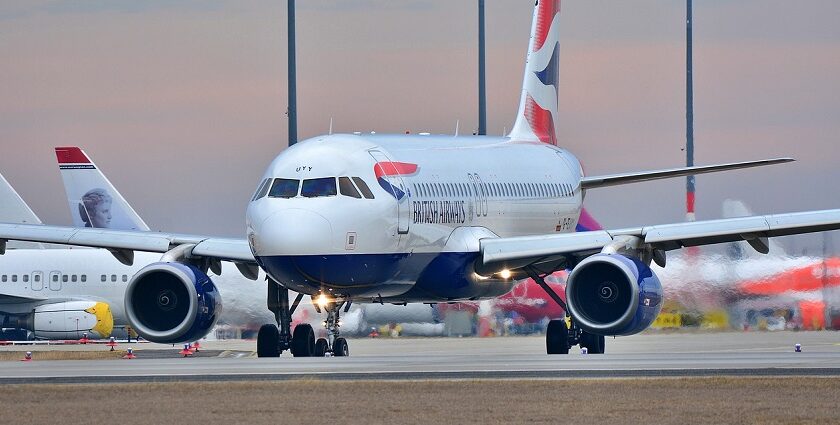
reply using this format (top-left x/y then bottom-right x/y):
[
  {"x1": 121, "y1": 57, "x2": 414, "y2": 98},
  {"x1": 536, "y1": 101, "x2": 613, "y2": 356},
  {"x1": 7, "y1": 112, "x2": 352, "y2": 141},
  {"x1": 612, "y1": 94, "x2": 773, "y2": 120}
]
[
  {"x1": 339, "y1": 177, "x2": 362, "y2": 198},
  {"x1": 268, "y1": 179, "x2": 300, "y2": 198},
  {"x1": 352, "y1": 177, "x2": 375, "y2": 199},
  {"x1": 252, "y1": 178, "x2": 272, "y2": 201},
  {"x1": 301, "y1": 177, "x2": 337, "y2": 198}
]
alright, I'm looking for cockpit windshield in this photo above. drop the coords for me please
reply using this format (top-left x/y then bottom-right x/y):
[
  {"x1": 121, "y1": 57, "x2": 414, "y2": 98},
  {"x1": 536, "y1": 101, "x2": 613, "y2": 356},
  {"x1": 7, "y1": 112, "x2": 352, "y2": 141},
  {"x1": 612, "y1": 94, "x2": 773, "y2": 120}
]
[
  {"x1": 268, "y1": 179, "x2": 300, "y2": 198},
  {"x1": 301, "y1": 177, "x2": 337, "y2": 198}
]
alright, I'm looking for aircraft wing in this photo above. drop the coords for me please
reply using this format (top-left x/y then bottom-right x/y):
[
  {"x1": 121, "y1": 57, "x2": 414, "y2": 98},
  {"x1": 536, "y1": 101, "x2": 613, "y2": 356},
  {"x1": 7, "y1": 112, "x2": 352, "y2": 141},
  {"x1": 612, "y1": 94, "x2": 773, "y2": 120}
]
[
  {"x1": 0, "y1": 223, "x2": 254, "y2": 264},
  {"x1": 480, "y1": 209, "x2": 840, "y2": 272},
  {"x1": 580, "y1": 158, "x2": 792, "y2": 190},
  {"x1": 0, "y1": 293, "x2": 46, "y2": 304}
]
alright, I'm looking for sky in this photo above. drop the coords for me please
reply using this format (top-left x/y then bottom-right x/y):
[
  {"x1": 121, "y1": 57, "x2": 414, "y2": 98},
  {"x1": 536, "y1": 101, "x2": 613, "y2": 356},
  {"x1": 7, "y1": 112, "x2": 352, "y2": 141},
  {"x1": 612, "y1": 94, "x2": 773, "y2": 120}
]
[{"x1": 1, "y1": 0, "x2": 839, "y2": 252}]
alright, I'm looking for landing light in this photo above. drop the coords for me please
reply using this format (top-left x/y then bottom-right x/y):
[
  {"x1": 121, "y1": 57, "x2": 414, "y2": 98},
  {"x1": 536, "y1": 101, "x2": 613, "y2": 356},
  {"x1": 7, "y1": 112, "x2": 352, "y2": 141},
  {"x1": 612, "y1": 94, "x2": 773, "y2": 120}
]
[
  {"x1": 498, "y1": 269, "x2": 512, "y2": 279},
  {"x1": 315, "y1": 293, "x2": 331, "y2": 309}
]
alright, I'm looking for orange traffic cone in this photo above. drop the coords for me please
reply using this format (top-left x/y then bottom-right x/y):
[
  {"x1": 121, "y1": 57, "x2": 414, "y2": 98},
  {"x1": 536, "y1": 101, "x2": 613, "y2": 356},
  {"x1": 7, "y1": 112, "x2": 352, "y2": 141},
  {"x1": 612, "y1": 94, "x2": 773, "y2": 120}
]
[
  {"x1": 20, "y1": 351, "x2": 32, "y2": 362},
  {"x1": 78, "y1": 332, "x2": 90, "y2": 344},
  {"x1": 106, "y1": 337, "x2": 118, "y2": 351},
  {"x1": 191, "y1": 341, "x2": 200, "y2": 352},
  {"x1": 122, "y1": 348, "x2": 137, "y2": 359},
  {"x1": 179, "y1": 344, "x2": 194, "y2": 357}
]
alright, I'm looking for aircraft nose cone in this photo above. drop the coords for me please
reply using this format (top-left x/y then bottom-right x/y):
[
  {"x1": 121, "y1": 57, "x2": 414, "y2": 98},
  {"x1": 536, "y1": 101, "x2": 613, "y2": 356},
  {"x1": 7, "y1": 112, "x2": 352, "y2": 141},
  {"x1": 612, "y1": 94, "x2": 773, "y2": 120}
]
[{"x1": 251, "y1": 209, "x2": 333, "y2": 256}]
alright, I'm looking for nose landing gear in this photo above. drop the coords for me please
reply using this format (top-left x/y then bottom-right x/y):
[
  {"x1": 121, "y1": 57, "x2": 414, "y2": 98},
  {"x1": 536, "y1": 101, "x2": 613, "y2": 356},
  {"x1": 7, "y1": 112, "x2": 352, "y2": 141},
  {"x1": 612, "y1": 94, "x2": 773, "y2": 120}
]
[
  {"x1": 256, "y1": 278, "x2": 351, "y2": 358},
  {"x1": 313, "y1": 297, "x2": 350, "y2": 357}
]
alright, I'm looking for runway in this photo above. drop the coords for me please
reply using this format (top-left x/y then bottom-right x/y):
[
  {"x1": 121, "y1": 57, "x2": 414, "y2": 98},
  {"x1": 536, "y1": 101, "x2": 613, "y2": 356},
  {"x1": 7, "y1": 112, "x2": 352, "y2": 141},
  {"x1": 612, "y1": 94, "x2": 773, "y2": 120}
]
[{"x1": 2, "y1": 331, "x2": 840, "y2": 383}]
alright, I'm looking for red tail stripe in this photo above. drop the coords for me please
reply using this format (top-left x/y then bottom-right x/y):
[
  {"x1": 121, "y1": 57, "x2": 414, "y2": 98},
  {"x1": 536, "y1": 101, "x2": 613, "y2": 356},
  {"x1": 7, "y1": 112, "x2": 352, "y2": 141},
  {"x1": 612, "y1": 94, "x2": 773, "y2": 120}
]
[
  {"x1": 55, "y1": 147, "x2": 91, "y2": 164},
  {"x1": 524, "y1": 96, "x2": 556, "y2": 145},
  {"x1": 533, "y1": 0, "x2": 561, "y2": 51}
]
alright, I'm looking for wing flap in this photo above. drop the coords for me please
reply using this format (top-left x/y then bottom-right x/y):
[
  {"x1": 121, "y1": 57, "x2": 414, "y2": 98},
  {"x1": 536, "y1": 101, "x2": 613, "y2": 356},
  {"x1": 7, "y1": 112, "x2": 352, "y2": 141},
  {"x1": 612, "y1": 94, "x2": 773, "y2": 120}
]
[
  {"x1": 478, "y1": 208, "x2": 840, "y2": 271},
  {"x1": 480, "y1": 231, "x2": 613, "y2": 270},
  {"x1": 192, "y1": 238, "x2": 255, "y2": 262},
  {"x1": 643, "y1": 209, "x2": 840, "y2": 250}
]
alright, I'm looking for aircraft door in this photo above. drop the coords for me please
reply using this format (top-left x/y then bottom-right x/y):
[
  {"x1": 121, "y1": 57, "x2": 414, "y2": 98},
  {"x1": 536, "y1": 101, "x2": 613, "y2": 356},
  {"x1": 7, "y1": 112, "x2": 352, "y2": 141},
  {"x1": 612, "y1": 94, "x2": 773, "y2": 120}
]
[
  {"x1": 474, "y1": 174, "x2": 488, "y2": 217},
  {"x1": 31, "y1": 271, "x2": 43, "y2": 291},
  {"x1": 48, "y1": 271, "x2": 61, "y2": 291},
  {"x1": 369, "y1": 150, "x2": 410, "y2": 235}
]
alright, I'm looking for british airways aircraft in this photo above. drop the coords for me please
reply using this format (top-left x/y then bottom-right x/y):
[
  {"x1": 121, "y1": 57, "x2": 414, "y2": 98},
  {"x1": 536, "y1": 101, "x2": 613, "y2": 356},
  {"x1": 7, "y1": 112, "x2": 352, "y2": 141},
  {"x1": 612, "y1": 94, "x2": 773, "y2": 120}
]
[{"x1": 3, "y1": 0, "x2": 840, "y2": 357}]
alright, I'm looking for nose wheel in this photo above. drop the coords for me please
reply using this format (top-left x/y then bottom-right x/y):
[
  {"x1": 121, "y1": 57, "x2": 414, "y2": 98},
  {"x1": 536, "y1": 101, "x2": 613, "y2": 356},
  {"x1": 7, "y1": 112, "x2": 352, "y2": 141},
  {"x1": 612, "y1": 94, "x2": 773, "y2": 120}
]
[{"x1": 313, "y1": 297, "x2": 350, "y2": 357}]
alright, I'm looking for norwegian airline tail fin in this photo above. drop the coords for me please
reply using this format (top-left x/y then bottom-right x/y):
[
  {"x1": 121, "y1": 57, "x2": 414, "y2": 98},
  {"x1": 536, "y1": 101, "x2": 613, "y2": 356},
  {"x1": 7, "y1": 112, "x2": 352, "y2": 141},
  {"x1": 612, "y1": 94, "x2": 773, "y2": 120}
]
[
  {"x1": 508, "y1": 0, "x2": 561, "y2": 145},
  {"x1": 55, "y1": 147, "x2": 150, "y2": 231}
]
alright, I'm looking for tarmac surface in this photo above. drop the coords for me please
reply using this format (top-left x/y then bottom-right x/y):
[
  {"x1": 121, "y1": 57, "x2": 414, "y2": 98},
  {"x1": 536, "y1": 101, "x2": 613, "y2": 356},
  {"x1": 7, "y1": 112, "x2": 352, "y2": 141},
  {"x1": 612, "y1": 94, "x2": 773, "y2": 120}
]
[{"x1": 2, "y1": 331, "x2": 839, "y2": 383}]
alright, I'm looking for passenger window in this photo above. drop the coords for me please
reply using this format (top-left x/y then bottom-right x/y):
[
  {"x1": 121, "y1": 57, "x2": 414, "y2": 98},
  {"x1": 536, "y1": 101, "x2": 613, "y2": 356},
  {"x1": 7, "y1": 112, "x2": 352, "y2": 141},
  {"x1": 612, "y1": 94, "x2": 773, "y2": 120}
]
[
  {"x1": 339, "y1": 177, "x2": 362, "y2": 198},
  {"x1": 23, "y1": 275, "x2": 29, "y2": 283},
  {"x1": 62, "y1": 275, "x2": 68, "y2": 283},
  {"x1": 11, "y1": 275, "x2": 17, "y2": 283},
  {"x1": 252, "y1": 178, "x2": 272, "y2": 201},
  {"x1": 101, "y1": 274, "x2": 106, "y2": 282},
  {"x1": 301, "y1": 177, "x2": 337, "y2": 198},
  {"x1": 351, "y1": 177, "x2": 375, "y2": 199},
  {"x1": 34, "y1": 275, "x2": 40, "y2": 282},
  {"x1": 111, "y1": 275, "x2": 117, "y2": 282},
  {"x1": 268, "y1": 178, "x2": 300, "y2": 198},
  {"x1": 81, "y1": 275, "x2": 87, "y2": 283},
  {"x1": 71, "y1": 275, "x2": 77, "y2": 282},
  {"x1": 122, "y1": 275, "x2": 128, "y2": 282},
  {"x1": 52, "y1": 275, "x2": 58, "y2": 282},
  {"x1": 1, "y1": 275, "x2": 5, "y2": 283}
]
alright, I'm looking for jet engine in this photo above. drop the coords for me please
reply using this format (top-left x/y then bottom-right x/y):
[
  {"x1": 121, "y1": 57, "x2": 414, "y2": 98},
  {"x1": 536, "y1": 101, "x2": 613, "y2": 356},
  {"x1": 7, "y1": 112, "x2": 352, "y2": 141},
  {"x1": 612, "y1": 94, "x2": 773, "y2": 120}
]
[
  {"x1": 31, "y1": 301, "x2": 114, "y2": 339},
  {"x1": 565, "y1": 254, "x2": 662, "y2": 336},
  {"x1": 124, "y1": 262, "x2": 221, "y2": 344}
]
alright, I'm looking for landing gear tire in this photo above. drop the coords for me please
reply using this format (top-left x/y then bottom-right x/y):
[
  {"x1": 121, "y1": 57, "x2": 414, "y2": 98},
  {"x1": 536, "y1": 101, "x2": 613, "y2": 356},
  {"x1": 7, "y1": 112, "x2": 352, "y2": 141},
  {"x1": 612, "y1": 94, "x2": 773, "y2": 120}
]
[
  {"x1": 314, "y1": 338, "x2": 328, "y2": 357},
  {"x1": 546, "y1": 319, "x2": 569, "y2": 354},
  {"x1": 333, "y1": 337, "x2": 349, "y2": 357},
  {"x1": 291, "y1": 323, "x2": 315, "y2": 357},
  {"x1": 580, "y1": 332, "x2": 605, "y2": 354},
  {"x1": 257, "y1": 324, "x2": 280, "y2": 358}
]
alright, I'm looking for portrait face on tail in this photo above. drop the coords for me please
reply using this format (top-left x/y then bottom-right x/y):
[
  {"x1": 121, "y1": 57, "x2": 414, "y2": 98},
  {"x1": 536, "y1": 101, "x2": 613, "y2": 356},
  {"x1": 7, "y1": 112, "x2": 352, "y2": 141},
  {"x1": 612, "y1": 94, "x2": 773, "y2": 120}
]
[{"x1": 78, "y1": 188, "x2": 112, "y2": 228}]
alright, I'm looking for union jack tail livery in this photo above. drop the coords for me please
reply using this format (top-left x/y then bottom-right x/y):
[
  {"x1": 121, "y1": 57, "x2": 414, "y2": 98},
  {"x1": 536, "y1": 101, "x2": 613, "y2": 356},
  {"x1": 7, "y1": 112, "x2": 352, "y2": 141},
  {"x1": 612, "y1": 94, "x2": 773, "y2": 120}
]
[{"x1": 509, "y1": 0, "x2": 561, "y2": 145}]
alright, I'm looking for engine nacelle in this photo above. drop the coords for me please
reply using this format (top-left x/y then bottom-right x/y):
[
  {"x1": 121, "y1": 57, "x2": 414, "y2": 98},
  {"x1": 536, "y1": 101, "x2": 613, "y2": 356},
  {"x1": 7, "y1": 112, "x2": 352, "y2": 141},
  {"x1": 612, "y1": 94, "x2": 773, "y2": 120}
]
[
  {"x1": 32, "y1": 301, "x2": 114, "y2": 339},
  {"x1": 124, "y1": 262, "x2": 222, "y2": 344},
  {"x1": 566, "y1": 254, "x2": 662, "y2": 336}
]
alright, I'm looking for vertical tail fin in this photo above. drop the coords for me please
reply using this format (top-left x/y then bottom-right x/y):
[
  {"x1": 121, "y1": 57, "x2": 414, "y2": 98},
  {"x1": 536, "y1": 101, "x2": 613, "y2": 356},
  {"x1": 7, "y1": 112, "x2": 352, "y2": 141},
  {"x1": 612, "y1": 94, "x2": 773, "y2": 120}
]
[
  {"x1": 508, "y1": 0, "x2": 561, "y2": 145},
  {"x1": 55, "y1": 147, "x2": 151, "y2": 231},
  {"x1": 0, "y1": 172, "x2": 42, "y2": 225}
]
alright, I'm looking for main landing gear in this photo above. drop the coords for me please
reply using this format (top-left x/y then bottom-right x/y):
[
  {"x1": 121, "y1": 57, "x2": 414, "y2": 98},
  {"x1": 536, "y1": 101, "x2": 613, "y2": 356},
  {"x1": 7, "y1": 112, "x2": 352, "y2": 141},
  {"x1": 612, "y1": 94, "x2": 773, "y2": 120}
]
[
  {"x1": 527, "y1": 268, "x2": 606, "y2": 355},
  {"x1": 257, "y1": 278, "x2": 350, "y2": 358}
]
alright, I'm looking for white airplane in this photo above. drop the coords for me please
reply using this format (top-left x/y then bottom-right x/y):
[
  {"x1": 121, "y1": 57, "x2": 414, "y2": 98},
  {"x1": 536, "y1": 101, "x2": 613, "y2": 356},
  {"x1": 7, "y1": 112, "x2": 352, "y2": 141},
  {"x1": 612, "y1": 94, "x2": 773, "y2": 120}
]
[
  {"x1": 0, "y1": 171, "x2": 115, "y2": 340},
  {"x1": 3, "y1": 1, "x2": 840, "y2": 357}
]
